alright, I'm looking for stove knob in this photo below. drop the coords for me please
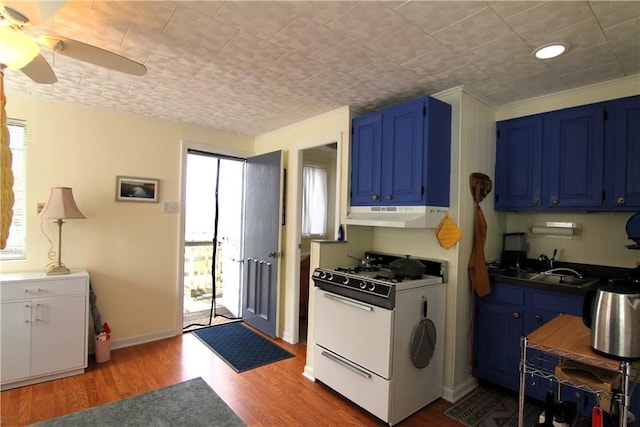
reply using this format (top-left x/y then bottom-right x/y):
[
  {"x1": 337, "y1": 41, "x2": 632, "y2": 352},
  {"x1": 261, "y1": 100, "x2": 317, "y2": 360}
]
[
  {"x1": 319, "y1": 271, "x2": 326, "y2": 279},
  {"x1": 342, "y1": 277, "x2": 349, "y2": 285},
  {"x1": 368, "y1": 282, "x2": 375, "y2": 291},
  {"x1": 359, "y1": 281, "x2": 367, "y2": 289},
  {"x1": 327, "y1": 273, "x2": 333, "y2": 281}
]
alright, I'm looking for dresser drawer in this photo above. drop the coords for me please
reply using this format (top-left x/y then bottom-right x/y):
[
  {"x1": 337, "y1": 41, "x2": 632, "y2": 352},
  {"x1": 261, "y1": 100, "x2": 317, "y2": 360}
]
[{"x1": 1, "y1": 275, "x2": 88, "y2": 302}]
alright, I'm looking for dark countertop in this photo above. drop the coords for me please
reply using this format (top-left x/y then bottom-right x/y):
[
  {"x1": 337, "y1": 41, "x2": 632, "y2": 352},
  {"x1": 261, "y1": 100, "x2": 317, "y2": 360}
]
[
  {"x1": 488, "y1": 260, "x2": 633, "y2": 296},
  {"x1": 489, "y1": 271, "x2": 602, "y2": 295}
]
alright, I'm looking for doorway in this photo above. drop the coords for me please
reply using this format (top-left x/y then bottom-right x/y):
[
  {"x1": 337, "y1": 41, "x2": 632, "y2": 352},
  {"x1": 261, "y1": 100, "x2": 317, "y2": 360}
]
[
  {"x1": 182, "y1": 150, "x2": 244, "y2": 331},
  {"x1": 298, "y1": 143, "x2": 338, "y2": 343}
]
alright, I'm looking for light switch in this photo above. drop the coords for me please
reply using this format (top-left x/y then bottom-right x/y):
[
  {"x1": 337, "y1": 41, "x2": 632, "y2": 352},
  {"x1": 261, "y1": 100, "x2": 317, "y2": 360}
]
[{"x1": 162, "y1": 202, "x2": 179, "y2": 213}]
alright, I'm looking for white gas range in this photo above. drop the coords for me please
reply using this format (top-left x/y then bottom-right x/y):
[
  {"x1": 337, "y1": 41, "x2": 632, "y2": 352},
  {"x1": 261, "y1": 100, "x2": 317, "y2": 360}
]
[{"x1": 312, "y1": 252, "x2": 447, "y2": 426}]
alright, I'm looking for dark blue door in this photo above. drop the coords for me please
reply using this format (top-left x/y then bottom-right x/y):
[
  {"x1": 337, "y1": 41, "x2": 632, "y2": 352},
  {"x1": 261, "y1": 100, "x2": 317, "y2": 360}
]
[{"x1": 242, "y1": 151, "x2": 283, "y2": 338}]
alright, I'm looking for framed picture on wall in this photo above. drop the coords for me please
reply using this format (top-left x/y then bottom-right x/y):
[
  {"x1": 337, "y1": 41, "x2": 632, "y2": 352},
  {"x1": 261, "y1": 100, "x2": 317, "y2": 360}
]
[{"x1": 116, "y1": 176, "x2": 159, "y2": 202}]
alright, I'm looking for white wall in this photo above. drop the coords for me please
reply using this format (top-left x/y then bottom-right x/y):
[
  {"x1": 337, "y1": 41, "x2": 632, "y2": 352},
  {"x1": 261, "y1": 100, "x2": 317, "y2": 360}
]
[
  {"x1": 357, "y1": 88, "x2": 498, "y2": 401},
  {"x1": 254, "y1": 107, "x2": 351, "y2": 343},
  {"x1": 3, "y1": 94, "x2": 254, "y2": 347}
]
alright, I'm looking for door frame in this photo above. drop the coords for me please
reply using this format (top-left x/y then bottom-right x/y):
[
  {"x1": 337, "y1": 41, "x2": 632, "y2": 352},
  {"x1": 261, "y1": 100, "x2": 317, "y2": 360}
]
[
  {"x1": 283, "y1": 131, "x2": 344, "y2": 344},
  {"x1": 177, "y1": 140, "x2": 253, "y2": 333}
]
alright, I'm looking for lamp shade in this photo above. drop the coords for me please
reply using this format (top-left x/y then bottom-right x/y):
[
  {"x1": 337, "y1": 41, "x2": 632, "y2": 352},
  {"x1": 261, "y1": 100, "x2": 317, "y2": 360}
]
[
  {"x1": 39, "y1": 187, "x2": 86, "y2": 219},
  {"x1": 0, "y1": 26, "x2": 40, "y2": 70}
]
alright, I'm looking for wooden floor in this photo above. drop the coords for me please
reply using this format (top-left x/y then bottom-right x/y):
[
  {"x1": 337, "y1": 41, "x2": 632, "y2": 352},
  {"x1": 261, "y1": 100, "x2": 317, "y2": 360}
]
[{"x1": 1, "y1": 324, "x2": 465, "y2": 426}]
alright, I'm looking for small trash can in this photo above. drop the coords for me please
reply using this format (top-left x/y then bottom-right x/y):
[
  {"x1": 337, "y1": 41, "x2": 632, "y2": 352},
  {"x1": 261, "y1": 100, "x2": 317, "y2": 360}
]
[{"x1": 95, "y1": 326, "x2": 111, "y2": 363}]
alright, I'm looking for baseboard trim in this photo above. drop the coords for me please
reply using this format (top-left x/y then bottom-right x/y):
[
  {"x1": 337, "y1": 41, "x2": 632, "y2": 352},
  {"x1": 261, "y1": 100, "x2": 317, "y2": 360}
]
[
  {"x1": 90, "y1": 329, "x2": 179, "y2": 353},
  {"x1": 442, "y1": 377, "x2": 478, "y2": 403},
  {"x1": 302, "y1": 365, "x2": 315, "y2": 382}
]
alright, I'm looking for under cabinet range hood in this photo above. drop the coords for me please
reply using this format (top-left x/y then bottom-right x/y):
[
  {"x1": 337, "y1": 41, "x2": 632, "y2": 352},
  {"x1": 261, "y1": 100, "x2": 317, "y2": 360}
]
[{"x1": 344, "y1": 206, "x2": 449, "y2": 228}]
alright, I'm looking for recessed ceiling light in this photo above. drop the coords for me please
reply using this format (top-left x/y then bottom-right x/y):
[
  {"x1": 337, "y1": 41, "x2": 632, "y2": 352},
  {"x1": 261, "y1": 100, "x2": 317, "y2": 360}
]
[{"x1": 533, "y1": 42, "x2": 570, "y2": 60}]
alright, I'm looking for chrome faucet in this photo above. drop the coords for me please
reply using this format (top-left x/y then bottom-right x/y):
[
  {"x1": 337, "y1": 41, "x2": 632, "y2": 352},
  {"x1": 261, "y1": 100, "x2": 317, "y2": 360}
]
[{"x1": 530, "y1": 268, "x2": 584, "y2": 280}]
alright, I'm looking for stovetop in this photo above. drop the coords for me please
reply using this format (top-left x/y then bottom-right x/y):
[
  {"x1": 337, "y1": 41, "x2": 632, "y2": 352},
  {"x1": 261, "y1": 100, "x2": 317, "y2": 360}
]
[
  {"x1": 312, "y1": 252, "x2": 446, "y2": 309},
  {"x1": 333, "y1": 266, "x2": 437, "y2": 284},
  {"x1": 333, "y1": 265, "x2": 426, "y2": 283}
]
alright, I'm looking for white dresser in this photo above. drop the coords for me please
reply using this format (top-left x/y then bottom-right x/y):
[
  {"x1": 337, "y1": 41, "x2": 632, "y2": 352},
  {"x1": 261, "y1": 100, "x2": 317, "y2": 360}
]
[{"x1": 0, "y1": 270, "x2": 89, "y2": 390}]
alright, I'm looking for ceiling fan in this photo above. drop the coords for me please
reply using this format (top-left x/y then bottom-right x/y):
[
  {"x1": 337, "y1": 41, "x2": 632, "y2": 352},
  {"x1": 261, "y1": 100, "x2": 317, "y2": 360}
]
[{"x1": 0, "y1": 1, "x2": 147, "y2": 84}]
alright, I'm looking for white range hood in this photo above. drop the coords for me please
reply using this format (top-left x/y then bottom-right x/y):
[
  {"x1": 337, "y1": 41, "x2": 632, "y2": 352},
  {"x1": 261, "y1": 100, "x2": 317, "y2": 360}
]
[{"x1": 344, "y1": 206, "x2": 449, "y2": 228}]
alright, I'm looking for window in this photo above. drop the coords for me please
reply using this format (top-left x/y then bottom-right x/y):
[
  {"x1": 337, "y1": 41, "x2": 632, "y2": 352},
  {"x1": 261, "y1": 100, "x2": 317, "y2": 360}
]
[
  {"x1": 1, "y1": 120, "x2": 27, "y2": 261},
  {"x1": 302, "y1": 164, "x2": 328, "y2": 237}
]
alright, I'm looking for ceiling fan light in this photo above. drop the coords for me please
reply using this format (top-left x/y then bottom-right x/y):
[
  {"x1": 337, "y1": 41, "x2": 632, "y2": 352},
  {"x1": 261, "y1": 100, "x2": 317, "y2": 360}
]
[
  {"x1": 0, "y1": 26, "x2": 39, "y2": 69},
  {"x1": 533, "y1": 42, "x2": 570, "y2": 60}
]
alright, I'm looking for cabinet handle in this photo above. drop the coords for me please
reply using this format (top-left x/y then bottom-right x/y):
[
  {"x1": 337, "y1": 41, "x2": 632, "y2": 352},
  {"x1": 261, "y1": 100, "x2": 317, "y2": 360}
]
[
  {"x1": 35, "y1": 303, "x2": 42, "y2": 322},
  {"x1": 531, "y1": 199, "x2": 539, "y2": 206},
  {"x1": 617, "y1": 197, "x2": 626, "y2": 205},
  {"x1": 24, "y1": 288, "x2": 43, "y2": 293},
  {"x1": 372, "y1": 194, "x2": 379, "y2": 201},
  {"x1": 25, "y1": 304, "x2": 31, "y2": 323},
  {"x1": 535, "y1": 314, "x2": 543, "y2": 322},
  {"x1": 321, "y1": 351, "x2": 371, "y2": 379},
  {"x1": 551, "y1": 199, "x2": 559, "y2": 206},
  {"x1": 512, "y1": 312, "x2": 521, "y2": 319},
  {"x1": 386, "y1": 194, "x2": 393, "y2": 200}
]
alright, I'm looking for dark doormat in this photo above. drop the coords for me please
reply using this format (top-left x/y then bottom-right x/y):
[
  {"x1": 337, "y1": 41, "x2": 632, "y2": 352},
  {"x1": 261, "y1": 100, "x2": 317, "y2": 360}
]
[
  {"x1": 30, "y1": 377, "x2": 245, "y2": 426},
  {"x1": 192, "y1": 322, "x2": 294, "y2": 373},
  {"x1": 444, "y1": 385, "x2": 543, "y2": 427}
]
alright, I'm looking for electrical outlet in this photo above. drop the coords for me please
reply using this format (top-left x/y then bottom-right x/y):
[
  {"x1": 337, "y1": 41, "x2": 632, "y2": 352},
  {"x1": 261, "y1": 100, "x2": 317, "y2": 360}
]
[{"x1": 37, "y1": 202, "x2": 45, "y2": 215}]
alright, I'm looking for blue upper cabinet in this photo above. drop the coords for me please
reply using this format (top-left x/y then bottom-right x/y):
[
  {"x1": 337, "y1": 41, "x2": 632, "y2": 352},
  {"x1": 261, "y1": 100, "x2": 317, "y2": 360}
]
[
  {"x1": 495, "y1": 96, "x2": 637, "y2": 212},
  {"x1": 604, "y1": 95, "x2": 640, "y2": 210},
  {"x1": 350, "y1": 96, "x2": 451, "y2": 207},
  {"x1": 495, "y1": 115, "x2": 544, "y2": 209},
  {"x1": 545, "y1": 103, "x2": 605, "y2": 208},
  {"x1": 351, "y1": 112, "x2": 383, "y2": 205},
  {"x1": 381, "y1": 98, "x2": 424, "y2": 204}
]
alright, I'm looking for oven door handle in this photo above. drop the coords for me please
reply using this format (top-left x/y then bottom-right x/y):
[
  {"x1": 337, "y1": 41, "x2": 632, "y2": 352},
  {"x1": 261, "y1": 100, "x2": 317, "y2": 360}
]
[
  {"x1": 323, "y1": 293, "x2": 373, "y2": 311},
  {"x1": 321, "y1": 351, "x2": 372, "y2": 379}
]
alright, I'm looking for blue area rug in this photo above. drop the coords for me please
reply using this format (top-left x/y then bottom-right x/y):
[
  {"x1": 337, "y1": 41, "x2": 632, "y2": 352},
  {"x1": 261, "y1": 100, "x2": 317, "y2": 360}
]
[{"x1": 192, "y1": 322, "x2": 294, "y2": 373}]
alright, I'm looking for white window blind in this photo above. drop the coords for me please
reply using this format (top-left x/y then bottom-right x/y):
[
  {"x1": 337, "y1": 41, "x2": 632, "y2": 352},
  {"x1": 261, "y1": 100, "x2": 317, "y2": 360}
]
[
  {"x1": 1, "y1": 119, "x2": 27, "y2": 260},
  {"x1": 302, "y1": 164, "x2": 328, "y2": 237}
]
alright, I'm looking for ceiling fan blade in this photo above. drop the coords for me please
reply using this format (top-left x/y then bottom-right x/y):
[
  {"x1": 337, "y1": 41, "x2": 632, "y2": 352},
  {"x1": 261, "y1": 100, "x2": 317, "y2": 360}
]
[
  {"x1": 2, "y1": 1, "x2": 64, "y2": 26},
  {"x1": 21, "y1": 54, "x2": 57, "y2": 84},
  {"x1": 39, "y1": 35, "x2": 147, "y2": 76}
]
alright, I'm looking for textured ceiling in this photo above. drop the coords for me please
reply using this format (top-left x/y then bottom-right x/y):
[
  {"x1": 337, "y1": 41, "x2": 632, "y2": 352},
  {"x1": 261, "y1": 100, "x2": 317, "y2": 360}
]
[{"x1": 3, "y1": 1, "x2": 640, "y2": 136}]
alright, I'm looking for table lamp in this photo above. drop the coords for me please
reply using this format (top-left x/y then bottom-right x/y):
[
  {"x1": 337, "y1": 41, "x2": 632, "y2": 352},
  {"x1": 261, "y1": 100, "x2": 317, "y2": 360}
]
[{"x1": 38, "y1": 187, "x2": 85, "y2": 275}]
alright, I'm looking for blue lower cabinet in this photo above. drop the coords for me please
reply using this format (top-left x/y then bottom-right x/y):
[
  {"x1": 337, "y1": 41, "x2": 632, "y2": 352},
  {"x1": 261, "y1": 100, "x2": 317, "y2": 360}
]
[
  {"x1": 475, "y1": 281, "x2": 582, "y2": 400},
  {"x1": 475, "y1": 299, "x2": 523, "y2": 391}
]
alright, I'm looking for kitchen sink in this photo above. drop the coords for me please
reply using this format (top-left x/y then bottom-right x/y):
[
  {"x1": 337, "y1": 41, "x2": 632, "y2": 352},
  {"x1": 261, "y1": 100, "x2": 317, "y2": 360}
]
[{"x1": 491, "y1": 269, "x2": 601, "y2": 289}]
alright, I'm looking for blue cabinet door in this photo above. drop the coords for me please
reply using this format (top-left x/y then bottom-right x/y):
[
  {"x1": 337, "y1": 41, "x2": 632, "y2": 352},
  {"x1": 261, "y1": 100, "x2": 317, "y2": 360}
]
[
  {"x1": 474, "y1": 283, "x2": 525, "y2": 392},
  {"x1": 381, "y1": 98, "x2": 424, "y2": 204},
  {"x1": 424, "y1": 97, "x2": 452, "y2": 207},
  {"x1": 605, "y1": 95, "x2": 640, "y2": 209},
  {"x1": 351, "y1": 112, "x2": 383, "y2": 206},
  {"x1": 475, "y1": 300, "x2": 523, "y2": 391},
  {"x1": 495, "y1": 115, "x2": 544, "y2": 210},
  {"x1": 349, "y1": 95, "x2": 451, "y2": 208},
  {"x1": 545, "y1": 104, "x2": 605, "y2": 208}
]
